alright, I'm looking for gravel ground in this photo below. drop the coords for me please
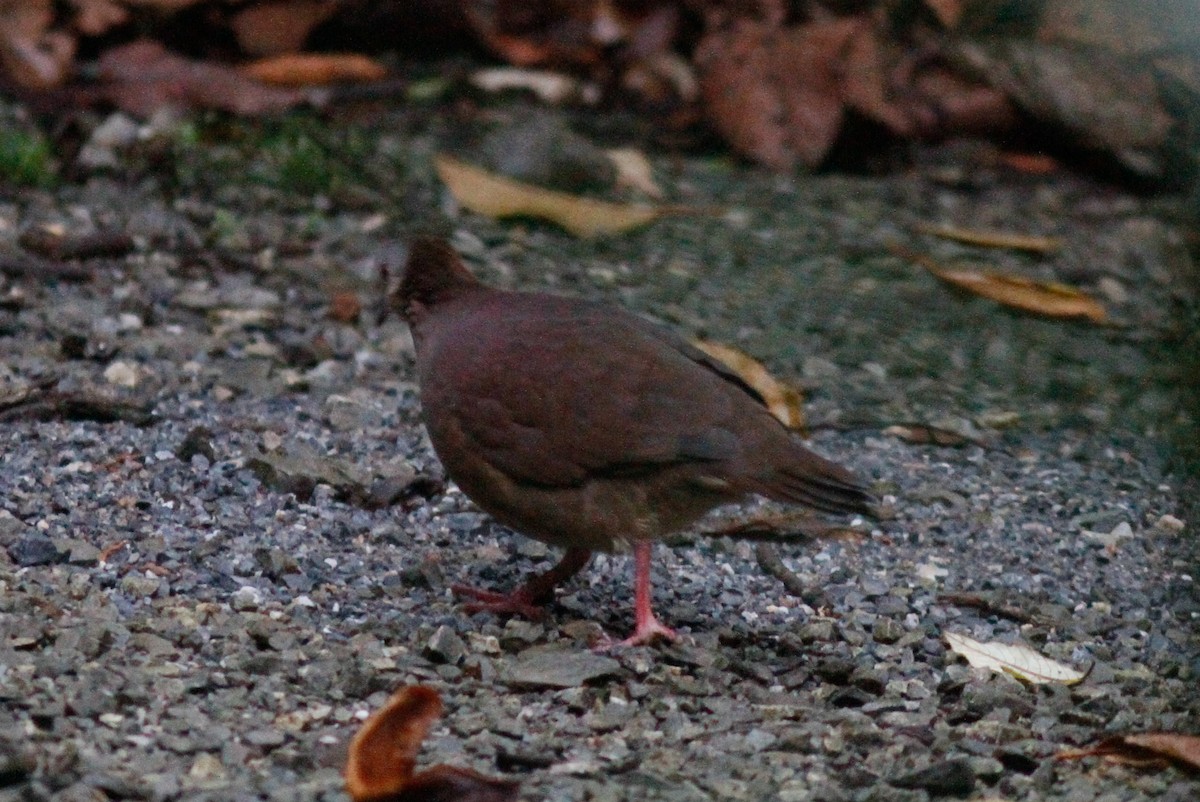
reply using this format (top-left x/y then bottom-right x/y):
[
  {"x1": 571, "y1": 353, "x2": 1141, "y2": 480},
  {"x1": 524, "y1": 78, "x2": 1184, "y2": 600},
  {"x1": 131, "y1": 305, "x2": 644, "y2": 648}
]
[{"x1": 0, "y1": 100, "x2": 1198, "y2": 802}]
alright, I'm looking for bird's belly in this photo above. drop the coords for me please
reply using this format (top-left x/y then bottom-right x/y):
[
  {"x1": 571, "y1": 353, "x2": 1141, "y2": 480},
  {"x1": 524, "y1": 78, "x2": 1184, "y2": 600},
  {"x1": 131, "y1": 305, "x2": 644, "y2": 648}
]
[
  {"x1": 446, "y1": 459, "x2": 638, "y2": 552},
  {"x1": 440, "y1": 455, "x2": 729, "y2": 554}
]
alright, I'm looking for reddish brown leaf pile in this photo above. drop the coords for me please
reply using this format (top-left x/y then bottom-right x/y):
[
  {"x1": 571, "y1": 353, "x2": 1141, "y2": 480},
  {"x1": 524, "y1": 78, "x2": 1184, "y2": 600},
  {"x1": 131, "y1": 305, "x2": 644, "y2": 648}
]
[
  {"x1": 96, "y1": 40, "x2": 305, "y2": 117},
  {"x1": 0, "y1": 0, "x2": 1194, "y2": 184}
]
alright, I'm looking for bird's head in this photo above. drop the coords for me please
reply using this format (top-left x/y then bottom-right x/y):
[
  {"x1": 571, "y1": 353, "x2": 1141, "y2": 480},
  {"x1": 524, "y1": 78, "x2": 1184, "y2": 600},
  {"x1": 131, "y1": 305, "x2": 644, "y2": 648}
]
[{"x1": 390, "y1": 236, "x2": 483, "y2": 327}]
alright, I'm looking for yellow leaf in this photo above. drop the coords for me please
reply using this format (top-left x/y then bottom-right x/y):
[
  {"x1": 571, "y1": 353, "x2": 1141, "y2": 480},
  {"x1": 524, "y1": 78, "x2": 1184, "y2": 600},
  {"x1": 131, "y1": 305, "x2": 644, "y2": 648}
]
[
  {"x1": 605, "y1": 147, "x2": 663, "y2": 199},
  {"x1": 891, "y1": 243, "x2": 1107, "y2": 323},
  {"x1": 434, "y1": 154, "x2": 672, "y2": 238},
  {"x1": 692, "y1": 340, "x2": 806, "y2": 431},
  {"x1": 929, "y1": 268, "x2": 1107, "y2": 322},
  {"x1": 914, "y1": 221, "x2": 1062, "y2": 254},
  {"x1": 945, "y1": 631, "x2": 1087, "y2": 685}
]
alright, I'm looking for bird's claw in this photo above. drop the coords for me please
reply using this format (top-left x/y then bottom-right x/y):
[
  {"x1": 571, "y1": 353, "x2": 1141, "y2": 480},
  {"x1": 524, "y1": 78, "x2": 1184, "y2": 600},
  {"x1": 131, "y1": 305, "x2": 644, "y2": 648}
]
[
  {"x1": 451, "y1": 583, "x2": 548, "y2": 621},
  {"x1": 594, "y1": 617, "x2": 679, "y2": 651}
]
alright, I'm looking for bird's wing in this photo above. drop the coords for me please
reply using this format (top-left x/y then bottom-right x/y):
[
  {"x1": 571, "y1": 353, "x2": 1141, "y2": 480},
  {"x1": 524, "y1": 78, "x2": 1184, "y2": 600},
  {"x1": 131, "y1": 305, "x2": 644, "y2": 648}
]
[{"x1": 447, "y1": 305, "x2": 754, "y2": 489}]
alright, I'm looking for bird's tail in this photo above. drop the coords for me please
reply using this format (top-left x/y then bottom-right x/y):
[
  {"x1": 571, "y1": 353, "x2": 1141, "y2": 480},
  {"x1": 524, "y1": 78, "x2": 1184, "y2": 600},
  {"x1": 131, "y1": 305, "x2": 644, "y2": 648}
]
[{"x1": 748, "y1": 447, "x2": 877, "y2": 517}]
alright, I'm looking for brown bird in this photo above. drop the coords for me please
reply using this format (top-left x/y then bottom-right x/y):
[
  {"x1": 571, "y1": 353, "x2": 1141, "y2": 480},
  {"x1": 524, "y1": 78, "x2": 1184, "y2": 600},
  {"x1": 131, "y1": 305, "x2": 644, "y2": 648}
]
[{"x1": 394, "y1": 237, "x2": 875, "y2": 646}]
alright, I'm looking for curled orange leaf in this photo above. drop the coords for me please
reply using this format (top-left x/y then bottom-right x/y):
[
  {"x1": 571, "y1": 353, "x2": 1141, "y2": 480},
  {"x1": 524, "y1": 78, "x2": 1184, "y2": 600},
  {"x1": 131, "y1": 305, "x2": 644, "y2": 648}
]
[
  {"x1": 1057, "y1": 732, "x2": 1200, "y2": 773},
  {"x1": 345, "y1": 685, "x2": 519, "y2": 802}
]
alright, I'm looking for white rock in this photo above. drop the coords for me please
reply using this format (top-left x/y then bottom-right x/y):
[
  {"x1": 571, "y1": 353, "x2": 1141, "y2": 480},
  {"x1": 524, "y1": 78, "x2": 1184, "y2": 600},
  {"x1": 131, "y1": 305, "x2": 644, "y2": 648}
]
[{"x1": 103, "y1": 360, "x2": 138, "y2": 387}]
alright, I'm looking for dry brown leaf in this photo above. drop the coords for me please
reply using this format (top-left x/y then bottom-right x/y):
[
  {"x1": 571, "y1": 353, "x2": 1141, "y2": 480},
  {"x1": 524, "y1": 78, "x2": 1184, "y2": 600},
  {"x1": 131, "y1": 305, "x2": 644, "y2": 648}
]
[
  {"x1": 945, "y1": 632, "x2": 1087, "y2": 685},
  {"x1": 96, "y1": 39, "x2": 304, "y2": 117},
  {"x1": 1122, "y1": 733, "x2": 1200, "y2": 771},
  {"x1": 97, "y1": 539, "x2": 127, "y2": 564},
  {"x1": 883, "y1": 424, "x2": 979, "y2": 447},
  {"x1": 231, "y1": 0, "x2": 339, "y2": 57},
  {"x1": 1057, "y1": 733, "x2": 1200, "y2": 773},
  {"x1": 692, "y1": 340, "x2": 805, "y2": 431},
  {"x1": 840, "y1": 19, "x2": 911, "y2": 137},
  {"x1": 242, "y1": 53, "x2": 387, "y2": 87},
  {"x1": 0, "y1": 0, "x2": 76, "y2": 88},
  {"x1": 346, "y1": 685, "x2": 518, "y2": 802},
  {"x1": 693, "y1": 0, "x2": 789, "y2": 34},
  {"x1": 464, "y1": 0, "x2": 678, "y2": 71},
  {"x1": 892, "y1": 244, "x2": 1107, "y2": 323},
  {"x1": 69, "y1": 0, "x2": 128, "y2": 36},
  {"x1": 436, "y1": 153, "x2": 689, "y2": 238},
  {"x1": 914, "y1": 222, "x2": 1062, "y2": 254},
  {"x1": 465, "y1": 3, "x2": 598, "y2": 68},
  {"x1": 923, "y1": 0, "x2": 963, "y2": 28},
  {"x1": 695, "y1": 19, "x2": 845, "y2": 169},
  {"x1": 904, "y1": 66, "x2": 1018, "y2": 139},
  {"x1": 621, "y1": 50, "x2": 698, "y2": 104},
  {"x1": 696, "y1": 16, "x2": 908, "y2": 169}
]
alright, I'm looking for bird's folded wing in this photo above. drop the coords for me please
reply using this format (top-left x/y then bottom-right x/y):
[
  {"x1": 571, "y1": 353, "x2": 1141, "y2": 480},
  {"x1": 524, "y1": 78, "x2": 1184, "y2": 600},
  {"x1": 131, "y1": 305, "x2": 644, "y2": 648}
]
[{"x1": 454, "y1": 352, "x2": 743, "y2": 489}]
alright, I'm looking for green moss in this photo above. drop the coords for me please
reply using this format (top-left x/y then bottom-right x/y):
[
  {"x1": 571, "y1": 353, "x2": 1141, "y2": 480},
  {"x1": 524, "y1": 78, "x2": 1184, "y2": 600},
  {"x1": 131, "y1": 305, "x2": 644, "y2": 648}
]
[
  {"x1": 170, "y1": 113, "x2": 390, "y2": 202},
  {"x1": 253, "y1": 126, "x2": 332, "y2": 195},
  {"x1": 0, "y1": 126, "x2": 55, "y2": 188}
]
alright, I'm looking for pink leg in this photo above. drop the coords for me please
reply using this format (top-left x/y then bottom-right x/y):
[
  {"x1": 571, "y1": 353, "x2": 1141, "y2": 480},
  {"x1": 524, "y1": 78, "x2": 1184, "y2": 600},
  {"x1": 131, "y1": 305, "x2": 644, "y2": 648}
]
[
  {"x1": 453, "y1": 547, "x2": 591, "y2": 620},
  {"x1": 614, "y1": 541, "x2": 677, "y2": 647}
]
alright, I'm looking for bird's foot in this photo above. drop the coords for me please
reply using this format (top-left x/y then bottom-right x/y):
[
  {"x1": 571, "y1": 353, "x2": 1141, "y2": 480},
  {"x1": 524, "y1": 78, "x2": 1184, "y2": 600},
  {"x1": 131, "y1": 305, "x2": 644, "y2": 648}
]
[
  {"x1": 451, "y1": 584, "x2": 548, "y2": 621},
  {"x1": 595, "y1": 616, "x2": 678, "y2": 651}
]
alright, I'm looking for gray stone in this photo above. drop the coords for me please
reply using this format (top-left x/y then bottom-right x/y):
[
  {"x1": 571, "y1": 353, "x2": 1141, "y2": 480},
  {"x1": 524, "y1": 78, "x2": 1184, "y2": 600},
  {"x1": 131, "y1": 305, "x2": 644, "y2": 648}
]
[
  {"x1": 120, "y1": 575, "x2": 161, "y2": 598},
  {"x1": 245, "y1": 442, "x2": 370, "y2": 501},
  {"x1": 890, "y1": 758, "x2": 975, "y2": 797},
  {"x1": 0, "y1": 510, "x2": 29, "y2": 543},
  {"x1": 798, "y1": 620, "x2": 836, "y2": 643},
  {"x1": 502, "y1": 645, "x2": 622, "y2": 689},
  {"x1": 873, "y1": 618, "x2": 905, "y2": 644},
  {"x1": 62, "y1": 540, "x2": 100, "y2": 566},
  {"x1": 424, "y1": 625, "x2": 467, "y2": 665},
  {"x1": 243, "y1": 729, "x2": 286, "y2": 748},
  {"x1": 9, "y1": 535, "x2": 65, "y2": 567}
]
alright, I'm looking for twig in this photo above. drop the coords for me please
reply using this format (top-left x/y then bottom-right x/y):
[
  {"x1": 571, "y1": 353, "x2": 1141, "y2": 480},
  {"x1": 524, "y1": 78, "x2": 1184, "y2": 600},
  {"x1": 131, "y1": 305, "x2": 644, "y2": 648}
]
[
  {"x1": 0, "y1": 390, "x2": 154, "y2": 426},
  {"x1": 937, "y1": 591, "x2": 1034, "y2": 624},
  {"x1": 704, "y1": 511, "x2": 868, "y2": 543},
  {"x1": 0, "y1": 254, "x2": 93, "y2": 282},
  {"x1": 755, "y1": 543, "x2": 829, "y2": 608},
  {"x1": 18, "y1": 229, "x2": 135, "y2": 260}
]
